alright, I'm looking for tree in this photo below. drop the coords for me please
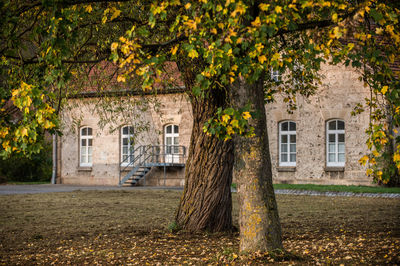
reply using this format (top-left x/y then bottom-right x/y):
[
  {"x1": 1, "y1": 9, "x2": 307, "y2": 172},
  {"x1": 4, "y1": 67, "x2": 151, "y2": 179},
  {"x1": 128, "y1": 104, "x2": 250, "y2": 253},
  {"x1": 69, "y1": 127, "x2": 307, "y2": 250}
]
[
  {"x1": 1, "y1": 0, "x2": 399, "y2": 254},
  {"x1": 113, "y1": 0, "x2": 400, "y2": 252},
  {"x1": 0, "y1": 0, "x2": 236, "y2": 232}
]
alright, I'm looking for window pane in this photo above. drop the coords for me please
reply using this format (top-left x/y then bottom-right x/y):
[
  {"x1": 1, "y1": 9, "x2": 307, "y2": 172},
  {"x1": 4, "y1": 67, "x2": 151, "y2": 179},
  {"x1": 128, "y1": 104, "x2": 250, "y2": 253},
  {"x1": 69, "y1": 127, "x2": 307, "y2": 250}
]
[
  {"x1": 329, "y1": 134, "x2": 336, "y2": 143},
  {"x1": 290, "y1": 154, "x2": 296, "y2": 162},
  {"x1": 328, "y1": 153, "x2": 335, "y2": 162},
  {"x1": 82, "y1": 128, "x2": 87, "y2": 136},
  {"x1": 281, "y1": 144, "x2": 287, "y2": 153},
  {"x1": 123, "y1": 155, "x2": 128, "y2": 161},
  {"x1": 88, "y1": 139, "x2": 92, "y2": 146},
  {"x1": 281, "y1": 135, "x2": 288, "y2": 143},
  {"x1": 81, "y1": 139, "x2": 86, "y2": 146},
  {"x1": 338, "y1": 153, "x2": 345, "y2": 162},
  {"x1": 88, "y1": 146, "x2": 92, "y2": 156},
  {"x1": 174, "y1": 137, "x2": 179, "y2": 145},
  {"x1": 123, "y1": 138, "x2": 128, "y2": 145},
  {"x1": 123, "y1": 127, "x2": 128, "y2": 135},
  {"x1": 87, "y1": 128, "x2": 92, "y2": 135},
  {"x1": 290, "y1": 134, "x2": 296, "y2": 143},
  {"x1": 338, "y1": 143, "x2": 345, "y2": 153},
  {"x1": 338, "y1": 134, "x2": 345, "y2": 143},
  {"x1": 281, "y1": 122, "x2": 288, "y2": 131},
  {"x1": 329, "y1": 121, "x2": 336, "y2": 130},
  {"x1": 338, "y1": 121, "x2": 345, "y2": 130},
  {"x1": 166, "y1": 137, "x2": 172, "y2": 145},
  {"x1": 81, "y1": 155, "x2": 86, "y2": 163},
  {"x1": 290, "y1": 144, "x2": 296, "y2": 152},
  {"x1": 281, "y1": 154, "x2": 288, "y2": 162},
  {"x1": 329, "y1": 144, "x2": 336, "y2": 153},
  {"x1": 123, "y1": 147, "x2": 128, "y2": 154},
  {"x1": 166, "y1": 126, "x2": 172, "y2": 134},
  {"x1": 174, "y1": 125, "x2": 179, "y2": 133},
  {"x1": 289, "y1": 122, "x2": 296, "y2": 131},
  {"x1": 88, "y1": 155, "x2": 92, "y2": 163}
]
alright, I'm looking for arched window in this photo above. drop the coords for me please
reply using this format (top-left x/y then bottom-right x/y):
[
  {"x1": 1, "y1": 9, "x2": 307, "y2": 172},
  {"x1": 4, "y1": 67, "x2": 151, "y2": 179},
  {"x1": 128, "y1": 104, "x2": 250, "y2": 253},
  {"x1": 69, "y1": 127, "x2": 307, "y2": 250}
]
[
  {"x1": 80, "y1": 127, "x2": 93, "y2": 167},
  {"x1": 165, "y1": 124, "x2": 179, "y2": 163},
  {"x1": 121, "y1": 126, "x2": 134, "y2": 166},
  {"x1": 279, "y1": 121, "x2": 296, "y2": 167},
  {"x1": 326, "y1": 119, "x2": 345, "y2": 167}
]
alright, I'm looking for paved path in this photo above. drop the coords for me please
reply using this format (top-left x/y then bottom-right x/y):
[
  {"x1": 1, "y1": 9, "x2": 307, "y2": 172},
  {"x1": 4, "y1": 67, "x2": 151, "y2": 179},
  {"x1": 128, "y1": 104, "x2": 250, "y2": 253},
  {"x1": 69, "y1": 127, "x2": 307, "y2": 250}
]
[{"x1": 0, "y1": 184, "x2": 399, "y2": 198}]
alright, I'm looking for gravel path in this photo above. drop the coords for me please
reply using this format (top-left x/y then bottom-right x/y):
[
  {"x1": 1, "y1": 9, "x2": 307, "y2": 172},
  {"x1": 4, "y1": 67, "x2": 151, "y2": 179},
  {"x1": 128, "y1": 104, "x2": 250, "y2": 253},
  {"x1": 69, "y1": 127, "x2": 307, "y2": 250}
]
[{"x1": 0, "y1": 184, "x2": 399, "y2": 198}]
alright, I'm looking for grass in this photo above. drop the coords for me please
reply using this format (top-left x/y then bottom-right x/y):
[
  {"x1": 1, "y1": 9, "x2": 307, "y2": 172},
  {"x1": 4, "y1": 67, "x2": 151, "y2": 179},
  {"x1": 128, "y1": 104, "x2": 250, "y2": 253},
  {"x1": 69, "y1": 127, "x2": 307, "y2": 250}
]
[
  {"x1": 272, "y1": 183, "x2": 400, "y2": 194},
  {"x1": 0, "y1": 190, "x2": 399, "y2": 265}
]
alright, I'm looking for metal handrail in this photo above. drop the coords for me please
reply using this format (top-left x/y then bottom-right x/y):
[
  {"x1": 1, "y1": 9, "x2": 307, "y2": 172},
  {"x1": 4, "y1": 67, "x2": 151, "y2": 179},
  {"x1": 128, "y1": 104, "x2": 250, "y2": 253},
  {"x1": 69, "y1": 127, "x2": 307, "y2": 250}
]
[{"x1": 119, "y1": 145, "x2": 187, "y2": 185}]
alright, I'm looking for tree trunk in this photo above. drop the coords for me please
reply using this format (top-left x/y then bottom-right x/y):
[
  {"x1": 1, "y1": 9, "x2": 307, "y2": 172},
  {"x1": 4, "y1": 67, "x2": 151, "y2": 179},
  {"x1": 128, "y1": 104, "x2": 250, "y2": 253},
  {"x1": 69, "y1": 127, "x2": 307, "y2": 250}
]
[
  {"x1": 175, "y1": 61, "x2": 234, "y2": 232},
  {"x1": 231, "y1": 76, "x2": 283, "y2": 251}
]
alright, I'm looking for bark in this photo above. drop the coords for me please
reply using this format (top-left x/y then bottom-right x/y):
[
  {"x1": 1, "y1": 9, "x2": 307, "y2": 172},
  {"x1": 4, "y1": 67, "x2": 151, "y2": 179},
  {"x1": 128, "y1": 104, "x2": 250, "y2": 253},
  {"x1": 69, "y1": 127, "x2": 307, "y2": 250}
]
[
  {"x1": 231, "y1": 75, "x2": 283, "y2": 252},
  {"x1": 175, "y1": 61, "x2": 234, "y2": 232}
]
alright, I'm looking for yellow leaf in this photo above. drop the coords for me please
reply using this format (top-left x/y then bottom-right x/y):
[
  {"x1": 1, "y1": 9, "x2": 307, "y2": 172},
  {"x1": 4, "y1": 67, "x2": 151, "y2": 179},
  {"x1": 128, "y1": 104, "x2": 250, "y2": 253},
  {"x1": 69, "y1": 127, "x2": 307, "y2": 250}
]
[
  {"x1": 188, "y1": 49, "x2": 198, "y2": 58},
  {"x1": 259, "y1": 3, "x2": 270, "y2": 11},
  {"x1": 171, "y1": 45, "x2": 178, "y2": 55},
  {"x1": 381, "y1": 86, "x2": 388, "y2": 95},
  {"x1": 375, "y1": 27, "x2": 384, "y2": 35},
  {"x1": 110, "y1": 8, "x2": 121, "y2": 21},
  {"x1": 210, "y1": 28, "x2": 217, "y2": 34},
  {"x1": 111, "y1": 42, "x2": 118, "y2": 51},
  {"x1": 258, "y1": 55, "x2": 267, "y2": 64},
  {"x1": 184, "y1": 3, "x2": 191, "y2": 9},
  {"x1": 242, "y1": 111, "x2": 251, "y2": 120},
  {"x1": 117, "y1": 75, "x2": 126, "y2": 82},
  {"x1": 275, "y1": 6, "x2": 282, "y2": 14},
  {"x1": 222, "y1": 114, "x2": 230, "y2": 124},
  {"x1": 85, "y1": 5, "x2": 93, "y2": 13},
  {"x1": 20, "y1": 128, "x2": 28, "y2": 137},
  {"x1": 358, "y1": 155, "x2": 369, "y2": 166}
]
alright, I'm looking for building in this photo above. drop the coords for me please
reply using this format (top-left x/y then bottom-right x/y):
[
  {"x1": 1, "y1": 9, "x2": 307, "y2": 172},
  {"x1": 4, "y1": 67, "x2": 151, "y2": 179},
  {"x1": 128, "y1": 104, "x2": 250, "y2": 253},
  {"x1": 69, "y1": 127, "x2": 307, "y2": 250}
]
[{"x1": 58, "y1": 63, "x2": 372, "y2": 186}]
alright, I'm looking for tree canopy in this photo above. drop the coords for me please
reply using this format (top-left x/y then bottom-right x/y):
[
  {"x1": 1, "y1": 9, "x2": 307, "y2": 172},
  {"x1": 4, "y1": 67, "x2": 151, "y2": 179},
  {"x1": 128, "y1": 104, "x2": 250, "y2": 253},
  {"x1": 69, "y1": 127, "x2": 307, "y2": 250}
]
[{"x1": 112, "y1": 0, "x2": 400, "y2": 185}]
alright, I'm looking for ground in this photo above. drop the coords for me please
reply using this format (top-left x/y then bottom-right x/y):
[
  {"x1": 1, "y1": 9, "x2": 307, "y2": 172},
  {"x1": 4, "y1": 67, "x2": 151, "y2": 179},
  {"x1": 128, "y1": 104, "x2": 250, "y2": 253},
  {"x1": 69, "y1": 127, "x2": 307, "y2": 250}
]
[{"x1": 0, "y1": 190, "x2": 399, "y2": 265}]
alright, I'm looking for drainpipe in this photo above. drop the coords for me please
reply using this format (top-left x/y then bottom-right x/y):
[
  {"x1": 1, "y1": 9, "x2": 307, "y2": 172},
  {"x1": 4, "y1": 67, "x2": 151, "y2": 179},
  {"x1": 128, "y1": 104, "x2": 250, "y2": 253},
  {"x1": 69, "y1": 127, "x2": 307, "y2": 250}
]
[{"x1": 51, "y1": 134, "x2": 57, "y2": 184}]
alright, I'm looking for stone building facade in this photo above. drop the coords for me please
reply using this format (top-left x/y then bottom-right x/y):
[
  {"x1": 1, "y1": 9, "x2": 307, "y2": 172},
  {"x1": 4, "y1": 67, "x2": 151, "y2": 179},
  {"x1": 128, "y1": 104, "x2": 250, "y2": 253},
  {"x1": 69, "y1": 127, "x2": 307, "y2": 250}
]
[{"x1": 59, "y1": 63, "x2": 372, "y2": 186}]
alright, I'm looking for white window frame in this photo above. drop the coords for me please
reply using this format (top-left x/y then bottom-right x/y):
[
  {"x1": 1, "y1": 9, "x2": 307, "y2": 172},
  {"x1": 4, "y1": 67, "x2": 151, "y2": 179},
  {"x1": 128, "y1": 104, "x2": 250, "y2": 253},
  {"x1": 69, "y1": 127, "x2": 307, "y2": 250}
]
[
  {"x1": 80, "y1": 126, "x2": 93, "y2": 167},
  {"x1": 279, "y1": 121, "x2": 296, "y2": 167},
  {"x1": 165, "y1": 124, "x2": 179, "y2": 163},
  {"x1": 326, "y1": 119, "x2": 345, "y2": 167},
  {"x1": 121, "y1": 126, "x2": 134, "y2": 166}
]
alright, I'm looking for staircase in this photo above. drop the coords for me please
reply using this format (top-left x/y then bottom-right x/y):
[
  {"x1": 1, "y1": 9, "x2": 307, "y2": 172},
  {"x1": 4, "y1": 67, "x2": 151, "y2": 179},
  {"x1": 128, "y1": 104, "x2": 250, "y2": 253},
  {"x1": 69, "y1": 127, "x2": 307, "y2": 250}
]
[{"x1": 119, "y1": 145, "x2": 186, "y2": 186}]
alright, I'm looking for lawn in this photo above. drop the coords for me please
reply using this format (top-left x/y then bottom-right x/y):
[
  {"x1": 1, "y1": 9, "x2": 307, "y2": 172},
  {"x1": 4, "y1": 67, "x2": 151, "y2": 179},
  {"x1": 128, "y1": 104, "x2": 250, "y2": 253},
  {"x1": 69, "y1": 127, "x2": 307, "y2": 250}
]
[{"x1": 0, "y1": 190, "x2": 399, "y2": 264}]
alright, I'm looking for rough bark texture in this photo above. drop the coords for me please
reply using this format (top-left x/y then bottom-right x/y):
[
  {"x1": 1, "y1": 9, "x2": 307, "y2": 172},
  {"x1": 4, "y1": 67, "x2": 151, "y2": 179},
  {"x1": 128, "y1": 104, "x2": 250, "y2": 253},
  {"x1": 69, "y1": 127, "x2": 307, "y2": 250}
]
[
  {"x1": 232, "y1": 76, "x2": 283, "y2": 251},
  {"x1": 175, "y1": 61, "x2": 234, "y2": 232}
]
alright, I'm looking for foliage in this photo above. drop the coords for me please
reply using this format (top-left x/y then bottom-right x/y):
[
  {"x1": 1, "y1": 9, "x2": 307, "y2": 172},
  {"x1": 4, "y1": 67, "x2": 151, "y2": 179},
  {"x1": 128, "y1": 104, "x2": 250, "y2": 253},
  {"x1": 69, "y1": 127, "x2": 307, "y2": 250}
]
[
  {"x1": 112, "y1": 0, "x2": 400, "y2": 185},
  {"x1": 0, "y1": 0, "x2": 134, "y2": 158},
  {"x1": 0, "y1": 140, "x2": 52, "y2": 182}
]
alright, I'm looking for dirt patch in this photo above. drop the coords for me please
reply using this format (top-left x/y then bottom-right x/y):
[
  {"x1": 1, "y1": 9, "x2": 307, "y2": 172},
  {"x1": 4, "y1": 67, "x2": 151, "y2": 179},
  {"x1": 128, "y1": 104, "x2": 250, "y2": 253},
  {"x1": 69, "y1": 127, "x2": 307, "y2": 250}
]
[{"x1": 0, "y1": 190, "x2": 399, "y2": 264}]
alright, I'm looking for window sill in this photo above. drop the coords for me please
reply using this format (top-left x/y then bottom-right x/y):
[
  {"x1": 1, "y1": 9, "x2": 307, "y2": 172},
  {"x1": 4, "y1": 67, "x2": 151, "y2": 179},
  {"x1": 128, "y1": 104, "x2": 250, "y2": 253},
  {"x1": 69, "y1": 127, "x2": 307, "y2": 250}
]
[
  {"x1": 78, "y1": 166, "x2": 92, "y2": 172},
  {"x1": 324, "y1": 167, "x2": 345, "y2": 172},
  {"x1": 277, "y1": 167, "x2": 296, "y2": 172}
]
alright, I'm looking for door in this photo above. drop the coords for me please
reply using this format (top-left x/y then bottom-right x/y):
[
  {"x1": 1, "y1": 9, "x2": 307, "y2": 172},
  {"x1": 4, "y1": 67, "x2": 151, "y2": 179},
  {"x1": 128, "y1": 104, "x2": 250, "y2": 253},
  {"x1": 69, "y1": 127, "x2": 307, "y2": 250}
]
[{"x1": 165, "y1": 125, "x2": 179, "y2": 163}]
